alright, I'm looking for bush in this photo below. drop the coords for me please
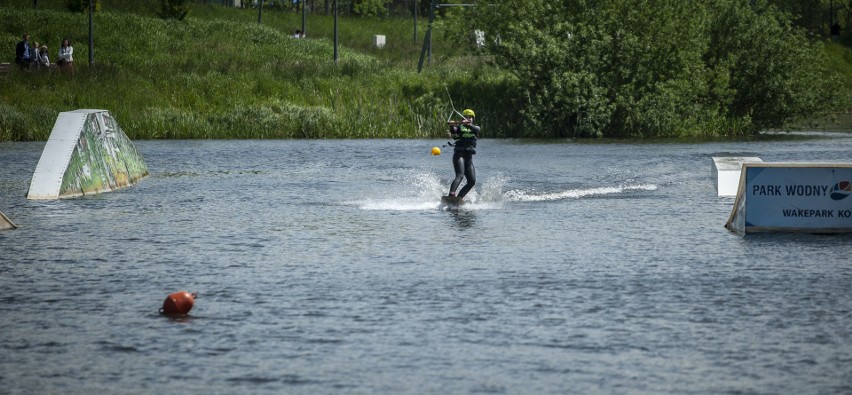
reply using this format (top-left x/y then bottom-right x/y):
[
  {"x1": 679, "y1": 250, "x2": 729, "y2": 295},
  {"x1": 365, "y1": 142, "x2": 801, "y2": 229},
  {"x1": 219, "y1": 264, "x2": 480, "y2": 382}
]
[
  {"x1": 474, "y1": 0, "x2": 842, "y2": 137},
  {"x1": 157, "y1": 0, "x2": 189, "y2": 21},
  {"x1": 704, "y1": 0, "x2": 843, "y2": 130},
  {"x1": 353, "y1": 0, "x2": 386, "y2": 17},
  {"x1": 65, "y1": 0, "x2": 100, "y2": 13}
]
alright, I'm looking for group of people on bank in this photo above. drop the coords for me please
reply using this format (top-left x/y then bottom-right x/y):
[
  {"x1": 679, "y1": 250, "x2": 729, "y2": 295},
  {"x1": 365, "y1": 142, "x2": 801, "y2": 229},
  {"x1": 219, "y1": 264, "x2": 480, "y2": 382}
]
[{"x1": 14, "y1": 33, "x2": 74, "y2": 71}]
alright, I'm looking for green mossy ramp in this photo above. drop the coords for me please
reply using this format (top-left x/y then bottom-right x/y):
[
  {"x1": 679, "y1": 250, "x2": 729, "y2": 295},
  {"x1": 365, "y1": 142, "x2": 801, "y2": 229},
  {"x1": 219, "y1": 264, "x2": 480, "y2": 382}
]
[{"x1": 27, "y1": 110, "x2": 148, "y2": 199}]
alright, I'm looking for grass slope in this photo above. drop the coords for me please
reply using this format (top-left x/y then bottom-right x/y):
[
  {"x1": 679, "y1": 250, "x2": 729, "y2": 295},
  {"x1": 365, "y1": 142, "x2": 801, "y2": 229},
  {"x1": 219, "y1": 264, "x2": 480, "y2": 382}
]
[
  {"x1": 0, "y1": 2, "x2": 849, "y2": 140},
  {"x1": 0, "y1": 4, "x2": 517, "y2": 140}
]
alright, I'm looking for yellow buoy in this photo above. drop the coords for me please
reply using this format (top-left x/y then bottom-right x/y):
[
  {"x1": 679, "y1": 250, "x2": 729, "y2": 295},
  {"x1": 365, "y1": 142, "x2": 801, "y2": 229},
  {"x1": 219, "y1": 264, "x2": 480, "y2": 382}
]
[{"x1": 431, "y1": 146, "x2": 441, "y2": 156}]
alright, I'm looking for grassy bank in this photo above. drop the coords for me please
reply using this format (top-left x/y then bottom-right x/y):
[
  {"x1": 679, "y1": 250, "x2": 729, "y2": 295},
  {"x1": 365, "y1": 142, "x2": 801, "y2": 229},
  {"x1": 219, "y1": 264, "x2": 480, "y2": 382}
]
[
  {"x1": 0, "y1": 5, "x2": 521, "y2": 141},
  {"x1": 1, "y1": 3, "x2": 850, "y2": 141}
]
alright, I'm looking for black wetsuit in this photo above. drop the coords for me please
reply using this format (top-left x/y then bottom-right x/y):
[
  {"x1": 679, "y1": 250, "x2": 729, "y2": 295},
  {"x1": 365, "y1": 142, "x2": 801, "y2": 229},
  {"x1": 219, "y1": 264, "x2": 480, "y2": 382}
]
[{"x1": 449, "y1": 122, "x2": 480, "y2": 198}]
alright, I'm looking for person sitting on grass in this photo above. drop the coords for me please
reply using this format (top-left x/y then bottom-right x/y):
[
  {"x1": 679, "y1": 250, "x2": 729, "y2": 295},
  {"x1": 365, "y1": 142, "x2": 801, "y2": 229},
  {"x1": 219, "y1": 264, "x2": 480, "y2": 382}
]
[{"x1": 38, "y1": 45, "x2": 50, "y2": 68}]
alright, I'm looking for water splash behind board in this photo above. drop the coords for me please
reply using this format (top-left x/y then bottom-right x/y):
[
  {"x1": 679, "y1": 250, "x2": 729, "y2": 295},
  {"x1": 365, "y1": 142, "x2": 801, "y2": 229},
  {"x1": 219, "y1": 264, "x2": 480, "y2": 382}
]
[
  {"x1": 355, "y1": 171, "x2": 656, "y2": 211},
  {"x1": 504, "y1": 184, "x2": 658, "y2": 202}
]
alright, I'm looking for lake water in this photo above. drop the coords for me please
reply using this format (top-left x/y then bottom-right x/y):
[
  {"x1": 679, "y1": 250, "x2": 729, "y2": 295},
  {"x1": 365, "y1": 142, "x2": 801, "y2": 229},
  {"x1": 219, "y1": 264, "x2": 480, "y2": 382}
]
[{"x1": 1, "y1": 136, "x2": 851, "y2": 394}]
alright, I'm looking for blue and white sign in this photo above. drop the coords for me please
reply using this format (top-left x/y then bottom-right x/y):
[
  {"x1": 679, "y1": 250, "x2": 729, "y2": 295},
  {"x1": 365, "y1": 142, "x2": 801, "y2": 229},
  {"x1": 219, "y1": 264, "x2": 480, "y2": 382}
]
[{"x1": 726, "y1": 163, "x2": 852, "y2": 234}]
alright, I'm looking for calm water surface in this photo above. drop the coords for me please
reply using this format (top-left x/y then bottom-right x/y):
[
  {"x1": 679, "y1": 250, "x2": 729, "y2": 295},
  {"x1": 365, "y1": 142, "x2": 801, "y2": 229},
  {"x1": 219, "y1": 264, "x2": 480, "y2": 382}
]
[{"x1": 1, "y1": 137, "x2": 851, "y2": 394}]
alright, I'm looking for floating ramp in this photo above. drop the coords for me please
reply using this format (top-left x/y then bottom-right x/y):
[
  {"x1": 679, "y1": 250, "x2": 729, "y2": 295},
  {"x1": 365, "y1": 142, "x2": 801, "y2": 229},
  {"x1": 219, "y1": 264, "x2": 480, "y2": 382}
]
[
  {"x1": 27, "y1": 110, "x2": 148, "y2": 200},
  {"x1": 712, "y1": 157, "x2": 762, "y2": 197},
  {"x1": 0, "y1": 211, "x2": 15, "y2": 230},
  {"x1": 725, "y1": 163, "x2": 852, "y2": 235}
]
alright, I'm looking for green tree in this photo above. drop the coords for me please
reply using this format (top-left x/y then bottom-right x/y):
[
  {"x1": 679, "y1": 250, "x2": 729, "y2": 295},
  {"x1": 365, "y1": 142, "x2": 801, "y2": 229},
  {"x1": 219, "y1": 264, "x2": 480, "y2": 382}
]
[
  {"x1": 474, "y1": 0, "x2": 840, "y2": 137},
  {"x1": 65, "y1": 0, "x2": 100, "y2": 12},
  {"x1": 353, "y1": 0, "x2": 387, "y2": 17},
  {"x1": 705, "y1": 0, "x2": 840, "y2": 130},
  {"x1": 158, "y1": 0, "x2": 190, "y2": 21}
]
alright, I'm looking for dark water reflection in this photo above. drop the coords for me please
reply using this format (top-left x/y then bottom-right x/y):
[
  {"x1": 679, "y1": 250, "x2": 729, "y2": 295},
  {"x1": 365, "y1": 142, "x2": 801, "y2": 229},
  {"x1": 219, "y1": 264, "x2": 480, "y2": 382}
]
[{"x1": 1, "y1": 137, "x2": 851, "y2": 394}]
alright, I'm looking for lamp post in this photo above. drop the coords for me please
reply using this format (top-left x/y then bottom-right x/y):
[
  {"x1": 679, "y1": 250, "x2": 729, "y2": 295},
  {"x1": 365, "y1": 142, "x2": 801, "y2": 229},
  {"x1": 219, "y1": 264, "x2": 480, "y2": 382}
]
[
  {"x1": 88, "y1": 0, "x2": 94, "y2": 65},
  {"x1": 830, "y1": 0, "x2": 835, "y2": 27},
  {"x1": 417, "y1": 2, "x2": 475, "y2": 72},
  {"x1": 333, "y1": 0, "x2": 339, "y2": 64},
  {"x1": 416, "y1": 0, "x2": 435, "y2": 73}
]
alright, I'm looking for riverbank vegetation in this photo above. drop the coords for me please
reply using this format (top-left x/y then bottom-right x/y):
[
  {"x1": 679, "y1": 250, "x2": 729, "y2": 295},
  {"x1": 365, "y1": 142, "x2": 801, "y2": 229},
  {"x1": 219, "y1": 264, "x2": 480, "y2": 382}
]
[
  {"x1": 475, "y1": 0, "x2": 849, "y2": 138},
  {"x1": 0, "y1": 0, "x2": 850, "y2": 141}
]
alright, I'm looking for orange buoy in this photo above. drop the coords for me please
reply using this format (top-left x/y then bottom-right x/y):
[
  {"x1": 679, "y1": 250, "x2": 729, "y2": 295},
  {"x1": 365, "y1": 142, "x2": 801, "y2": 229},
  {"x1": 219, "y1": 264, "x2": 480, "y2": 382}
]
[{"x1": 160, "y1": 291, "x2": 197, "y2": 315}]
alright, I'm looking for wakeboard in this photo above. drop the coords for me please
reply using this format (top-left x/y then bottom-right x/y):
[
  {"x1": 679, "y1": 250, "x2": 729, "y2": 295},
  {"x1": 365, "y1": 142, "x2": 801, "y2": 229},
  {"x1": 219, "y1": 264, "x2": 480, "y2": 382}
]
[{"x1": 439, "y1": 195, "x2": 464, "y2": 210}]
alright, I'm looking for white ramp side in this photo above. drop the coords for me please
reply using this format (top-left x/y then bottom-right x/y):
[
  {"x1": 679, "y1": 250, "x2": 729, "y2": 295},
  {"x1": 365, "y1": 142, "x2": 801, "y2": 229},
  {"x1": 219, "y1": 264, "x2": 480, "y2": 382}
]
[
  {"x1": 0, "y1": 211, "x2": 15, "y2": 230},
  {"x1": 27, "y1": 112, "x2": 88, "y2": 199},
  {"x1": 27, "y1": 109, "x2": 148, "y2": 200},
  {"x1": 712, "y1": 157, "x2": 762, "y2": 197}
]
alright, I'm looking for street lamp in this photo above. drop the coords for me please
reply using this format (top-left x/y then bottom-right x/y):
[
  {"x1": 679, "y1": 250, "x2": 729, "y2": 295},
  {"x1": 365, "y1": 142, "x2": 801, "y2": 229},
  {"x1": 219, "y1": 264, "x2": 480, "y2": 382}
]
[
  {"x1": 334, "y1": 0, "x2": 339, "y2": 63},
  {"x1": 88, "y1": 0, "x2": 94, "y2": 65}
]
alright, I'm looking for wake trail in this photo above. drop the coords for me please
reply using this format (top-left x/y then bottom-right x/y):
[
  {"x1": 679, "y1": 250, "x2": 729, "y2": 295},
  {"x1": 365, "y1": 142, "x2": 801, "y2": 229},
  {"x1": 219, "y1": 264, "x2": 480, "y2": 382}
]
[
  {"x1": 504, "y1": 184, "x2": 658, "y2": 202},
  {"x1": 354, "y1": 171, "x2": 657, "y2": 210}
]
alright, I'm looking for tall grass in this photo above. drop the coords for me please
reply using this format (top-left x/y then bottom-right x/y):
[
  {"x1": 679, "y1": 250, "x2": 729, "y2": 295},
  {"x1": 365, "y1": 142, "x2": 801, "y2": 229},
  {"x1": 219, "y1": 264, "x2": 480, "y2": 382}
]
[
  {"x1": 2, "y1": 3, "x2": 848, "y2": 141},
  {"x1": 0, "y1": 5, "x2": 519, "y2": 141}
]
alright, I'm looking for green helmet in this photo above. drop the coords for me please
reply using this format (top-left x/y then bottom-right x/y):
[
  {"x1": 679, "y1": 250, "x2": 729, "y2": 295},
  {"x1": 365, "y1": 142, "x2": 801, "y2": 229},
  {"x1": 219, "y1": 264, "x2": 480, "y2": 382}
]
[{"x1": 462, "y1": 109, "x2": 475, "y2": 117}]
